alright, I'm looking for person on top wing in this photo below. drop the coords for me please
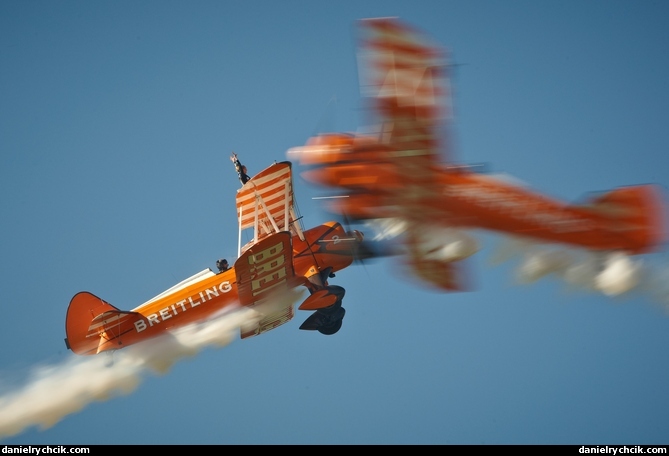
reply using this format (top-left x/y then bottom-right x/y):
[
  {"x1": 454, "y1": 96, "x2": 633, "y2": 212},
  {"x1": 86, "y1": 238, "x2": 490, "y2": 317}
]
[{"x1": 230, "y1": 152, "x2": 250, "y2": 185}]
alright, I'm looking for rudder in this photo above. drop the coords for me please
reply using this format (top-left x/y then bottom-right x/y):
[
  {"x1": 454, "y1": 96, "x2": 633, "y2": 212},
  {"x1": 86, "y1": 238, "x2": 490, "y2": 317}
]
[
  {"x1": 65, "y1": 292, "x2": 121, "y2": 355},
  {"x1": 591, "y1": 184, "x2": 667, "y2": 254}
]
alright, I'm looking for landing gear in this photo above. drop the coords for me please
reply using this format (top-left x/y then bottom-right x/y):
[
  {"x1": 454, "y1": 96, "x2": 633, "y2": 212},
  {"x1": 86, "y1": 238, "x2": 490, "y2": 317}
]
[
  {"x1": 316, "y1": 305, "x2": 346, "y2": 335},
  {"x1": 299, "y1": 286, "x2": 346, "y2": 335}
]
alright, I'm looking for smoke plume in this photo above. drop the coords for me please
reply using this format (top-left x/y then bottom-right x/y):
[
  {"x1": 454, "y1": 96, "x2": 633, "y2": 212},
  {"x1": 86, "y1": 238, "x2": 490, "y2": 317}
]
[
  {"x1": 0, "y1": 300, "x2": 285, "y2": 440},
  {"x1": 491, "y1": 235, "x2": 669, "y2": 312}
]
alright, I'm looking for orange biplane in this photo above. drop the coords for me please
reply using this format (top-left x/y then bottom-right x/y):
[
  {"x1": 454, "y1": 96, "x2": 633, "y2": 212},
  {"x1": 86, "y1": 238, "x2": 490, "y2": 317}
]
[
  {"x1": 65, "y1": 160, "x2": 367, "y2": 356},
  {"x1": 288, "y1": 18, "x2": 667, "y2": 295}
]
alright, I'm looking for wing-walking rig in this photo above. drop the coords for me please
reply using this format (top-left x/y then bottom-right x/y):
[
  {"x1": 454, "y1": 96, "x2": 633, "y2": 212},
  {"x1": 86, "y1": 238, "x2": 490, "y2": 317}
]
[{"x1": 64, "y1": 154, "x2": 369, "y2": 355}]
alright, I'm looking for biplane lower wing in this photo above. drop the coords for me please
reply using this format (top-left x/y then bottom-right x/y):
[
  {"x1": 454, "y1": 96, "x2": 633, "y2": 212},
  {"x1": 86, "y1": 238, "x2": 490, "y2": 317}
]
[
  {"x1": 233, "y1": 231, "x2": 301, "y2": 338},
  {"x1": 403, "y1": 227, "x2": 471, "y2": 291},
  {"x1": 406, "y1": 255, "x2": 466, "y2": 292},
  {"x1": 65, "y1": 292, "x2": 141, "y2": 355}
]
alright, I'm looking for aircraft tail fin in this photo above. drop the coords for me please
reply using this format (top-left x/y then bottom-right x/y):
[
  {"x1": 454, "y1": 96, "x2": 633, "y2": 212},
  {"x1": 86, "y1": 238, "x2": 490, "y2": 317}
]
[
  {"x1": 65, "y1": 292, "x2": 138, "y2": 355},
  {"x1": 588, "y1": 184, "x2": 667, "y2": 254}
]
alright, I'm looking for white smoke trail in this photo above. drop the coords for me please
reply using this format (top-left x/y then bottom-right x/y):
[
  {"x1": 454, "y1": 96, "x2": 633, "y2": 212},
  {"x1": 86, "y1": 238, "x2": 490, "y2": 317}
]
[
  {"x1": 0, "y1": 353, "x2": 141, "y2": 439},
  {"x1": 490, "y1": 235, "x2": 669, "y2": 312},
  {"x1": 0, "y1": 289, "x2": 303, "y2": 440}
]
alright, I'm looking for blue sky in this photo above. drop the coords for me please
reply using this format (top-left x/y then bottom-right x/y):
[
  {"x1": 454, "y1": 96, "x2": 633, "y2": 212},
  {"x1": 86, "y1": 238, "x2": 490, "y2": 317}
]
[{"x1": 2, "y1": 0, "x2": 669, "y2": 445}]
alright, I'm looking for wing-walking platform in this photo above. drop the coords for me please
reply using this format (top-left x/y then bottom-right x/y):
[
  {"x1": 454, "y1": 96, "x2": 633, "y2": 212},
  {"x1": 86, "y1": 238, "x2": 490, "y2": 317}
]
[{"x1": 235, "y1": 161, "x2": 305, "y2": 256}]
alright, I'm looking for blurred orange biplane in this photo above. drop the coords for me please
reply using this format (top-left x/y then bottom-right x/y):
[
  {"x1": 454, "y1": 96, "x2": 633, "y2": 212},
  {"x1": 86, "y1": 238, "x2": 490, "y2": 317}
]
[
  {"x1": 65, "y1": 160, "x2": 368, "y2": 355},
  {"x1": 288, "y1": 17, "x2": 667, "y2": 295}
]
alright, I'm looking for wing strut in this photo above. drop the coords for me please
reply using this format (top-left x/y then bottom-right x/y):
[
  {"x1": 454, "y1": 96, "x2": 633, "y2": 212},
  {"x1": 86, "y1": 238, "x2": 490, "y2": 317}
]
[
  {"x1": 237, "y1": 203, "x2": 243, "y2": 257},
  {"x1": 236, "y1": 161, "x2": 305, "y2": 255}
]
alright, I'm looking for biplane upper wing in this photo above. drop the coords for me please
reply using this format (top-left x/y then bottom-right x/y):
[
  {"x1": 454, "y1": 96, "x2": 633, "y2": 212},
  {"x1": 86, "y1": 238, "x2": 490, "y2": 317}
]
[
  {"x1": 355, "y1": 17, "x2": 450, "y2": 199},
  {"x1": 288, "y1": 18, "x2": 467, "y2": 291},
  {"x1": 235, "y1": 161, "x2": 304, "y2": 255},
  {"x1": 356, "y1": 18, "x2": 465, "y2": 291},
  {"x1": 357, "y1": 16, "x2": 451, "y2": 162}
]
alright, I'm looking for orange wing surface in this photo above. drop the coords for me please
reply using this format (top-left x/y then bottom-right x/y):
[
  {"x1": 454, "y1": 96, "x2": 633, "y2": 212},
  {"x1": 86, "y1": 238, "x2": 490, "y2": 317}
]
[
  {"x1": 234, "y1": 231, "x2": 309, "y2": 338},
  {"x1": 358, "y1": 18, "x2": 466, "y2": 291},
  {"x1": 235, "y1": 161, "x2": 305, "y2": 254}
]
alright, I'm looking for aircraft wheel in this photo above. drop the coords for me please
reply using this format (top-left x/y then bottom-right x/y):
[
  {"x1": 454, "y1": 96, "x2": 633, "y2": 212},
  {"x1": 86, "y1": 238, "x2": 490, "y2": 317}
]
[{"x1": 317, "y1": 307, "x2": 345, "y2": 335}]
